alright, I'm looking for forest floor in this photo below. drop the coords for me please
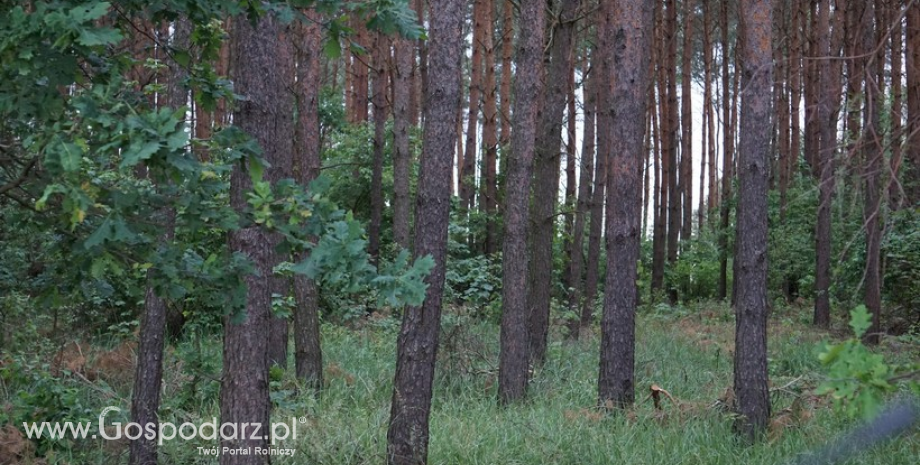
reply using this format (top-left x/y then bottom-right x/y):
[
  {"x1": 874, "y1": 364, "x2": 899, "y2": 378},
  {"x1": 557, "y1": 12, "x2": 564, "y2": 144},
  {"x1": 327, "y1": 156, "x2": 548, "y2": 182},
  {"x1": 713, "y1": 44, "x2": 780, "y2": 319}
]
[{"x1": 1, "y1": 301, "x2": 918, "y2": 464}]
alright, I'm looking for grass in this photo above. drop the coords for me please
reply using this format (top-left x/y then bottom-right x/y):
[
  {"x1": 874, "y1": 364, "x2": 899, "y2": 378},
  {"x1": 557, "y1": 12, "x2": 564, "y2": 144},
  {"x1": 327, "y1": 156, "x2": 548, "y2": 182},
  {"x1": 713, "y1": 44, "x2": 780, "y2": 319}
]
[{"x1": 2, "y1": 301, "x2": 917, "y2": 464}]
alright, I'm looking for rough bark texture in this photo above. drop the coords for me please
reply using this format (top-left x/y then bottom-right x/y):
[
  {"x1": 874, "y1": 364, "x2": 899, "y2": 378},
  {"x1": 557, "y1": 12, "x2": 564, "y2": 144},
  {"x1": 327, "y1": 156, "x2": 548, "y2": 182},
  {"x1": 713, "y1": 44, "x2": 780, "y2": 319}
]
[
  {"x1": 293, "y1": 12, "x2": 323, "y2": 393},
  {"x1": 369, "y1": 33, "x2": 388, "y2": 263},
  {"x1": 461, "y1": 0, "x2": 486, "y2": 211},
  {"x1": 890, "y1": 0, "x2": 904, "y2": 210},
  {"x1": 582, "y1": 48, "x2": 606, "y2": 334},
  {"x1": 717, "y1": 0, "x2": 734, "y2": 301},
  {"x1": 784, "y1": 0, "x2": 803, "y2": 220},
  {"x1": 733, "y1": 0, "x2": 772, "y2": 441},
  {"x1": 598, "y1": 0, "x2": 653, "y2": 410},
  {"x1": 500, "y1": 0, "x2": 514, "y2": 149},
  {"x1": 481, "y1": 0, "x2": 499, "y2": 254},
  {"x1": 651, "y1": 0, "x2": 668, "y2": 293},
  {"x1": 498, "y1": 0, "x2": 545, "y2": 404},
  {"x1": 385, "y1": 0, "x2": 463, "y2": 461},
  {"x1": 128, "y1": 18, "x2": 188, "y2": 465},
  {"x1": 221, "y1": 12, "x2": 293, "y2": 465},
  {"x1": 863, "y1": 0, "x2": 883, "y2": 344},
  {"x1": 907, "y1": 2, "x2": 920, "y2": 204},
  {"x1": 568, "y1": 55, "x2": 595, "y2": 340},
  {"x1": 704, "y1": 0, "x2": 717, "y2": 225},
  {"x1": 666, "y1": 0, "x2": 680, "y2": 302},
  {"x1": 680, "y1": 0, "x2": 694, "y2": 242},
  {"x1": 393, "y1": 28, "x2": 414, "y2": 249},
  {"x1": 562, "y1": 60, "x2": 578, "y2": 291},
  {"x1": 814, "y1": 0, "x2": 837, "y2": 328},
  {"x1": 528, "y1": 0, "x2": 580, "y2": 366}
]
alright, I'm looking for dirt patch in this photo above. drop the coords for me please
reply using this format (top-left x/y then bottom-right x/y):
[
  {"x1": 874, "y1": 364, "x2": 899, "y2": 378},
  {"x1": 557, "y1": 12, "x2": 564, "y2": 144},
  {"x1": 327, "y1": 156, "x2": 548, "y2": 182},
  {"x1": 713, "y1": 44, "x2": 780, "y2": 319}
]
[
  {"x1": 0, "y1": 424, "x2": 42, "y2": 465},
  {"x1": 50, "y1": 340, "x2": 136, "y2": 386}
]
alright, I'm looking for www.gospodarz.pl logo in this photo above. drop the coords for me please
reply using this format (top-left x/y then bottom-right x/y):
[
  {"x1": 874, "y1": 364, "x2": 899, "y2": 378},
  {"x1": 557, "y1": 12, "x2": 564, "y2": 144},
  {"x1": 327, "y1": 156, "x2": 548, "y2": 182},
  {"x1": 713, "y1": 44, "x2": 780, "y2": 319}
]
[{"x1": 22, "y1": 406, "x2": 303, "y2": 456}]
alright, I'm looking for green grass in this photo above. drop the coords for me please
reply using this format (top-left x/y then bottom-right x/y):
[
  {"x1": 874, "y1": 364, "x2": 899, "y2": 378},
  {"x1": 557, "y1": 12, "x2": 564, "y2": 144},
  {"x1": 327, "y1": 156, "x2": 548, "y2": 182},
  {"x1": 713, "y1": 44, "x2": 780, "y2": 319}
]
[{"x1": 2, "y1": 302, "x2": 917, "y2": 464}]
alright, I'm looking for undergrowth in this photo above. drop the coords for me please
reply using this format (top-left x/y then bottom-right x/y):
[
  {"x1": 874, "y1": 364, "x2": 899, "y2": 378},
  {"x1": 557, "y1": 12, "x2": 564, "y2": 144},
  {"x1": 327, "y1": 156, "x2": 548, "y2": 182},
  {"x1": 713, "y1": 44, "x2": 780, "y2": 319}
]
[{"x1": 1, "y1": 301, "x2": 917, "y2": 464}]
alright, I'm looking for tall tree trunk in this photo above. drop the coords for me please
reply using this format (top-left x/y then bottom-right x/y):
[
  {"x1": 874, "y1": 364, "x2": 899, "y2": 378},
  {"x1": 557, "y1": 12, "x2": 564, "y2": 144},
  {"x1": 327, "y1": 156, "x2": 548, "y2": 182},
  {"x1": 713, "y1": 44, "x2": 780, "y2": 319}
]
[
  {"x1": 889, "y1": 0, "x2": 904, "y2": 210},
  {"x1": 680, "y1": 0, "x2": 694, "y2": 242},
  {"x1": 385, "y1": 0, "x2": 464, "y2": 461},
  {"x1": 481, "y1": 0, "x2": 500, "y2": 254},
  {"x1": 293, "y1": 11, "x2": 324, "y2": 393},
  {"x1": 863, "y1": 0, "x2": 884, "y2": 344},
  {"x1": 498, "y1": 0, "x2": 546, "y2": 403},
  {"x1": 128, "y1": 18, "x2": 188, "y2": 465},
  {"x1": 774, "y1": 0, "x2": 789, "y2": 213},
  {"x1": 562, "y1": 59, "x2": 578, "y2": 292},
  {"x1": 500, "y1": 0, "x2": 515, "y2": 149},
  {"x1": 814, "y1": 0, "x2": 840, "y2": 328},
  {"x1": 598, "y1": 0, "x2": 654, "y2": 410},
  {"x1": 705, "y1": 0, "x2": 717, "y2": 223},
  {"x1": 666, "y1": 0, "x2": 680, "y2": 303},
  {"x1": 733, "y1": 0, "x2": 772, "y2": 441},
  {"x1": 717, "y1": 0, "x2": 734, "y2": 301},
  {"x1": 582, "y1": 45, "x2": 607, "y2": 334},
  {"x1": 528, "y1": 0, "x2": 581, "y2": 366},
  {"x1": 461, "y1": 0, "x2": 486, "y2": 211},
  {"x1": 568, "y1": 55, "x2": 595, "y2": 340},
  {"x1": 221, "y1": 12, "x2": 294, "y2": 465},
  {"x1": 394, "y1": 32, "x2": 414, "y2": 249},
  {"x1": 784, "y1": 0, "x2": 804, "y2": 220},
  {"x1": 415, "y1": 0, "x2": 427, "y2": 125},
  {"x1": 906, "y1": 1, "x2": 920, "y2": 204},
  {"x1": 369, "y1": 33, "x2": 388, "y2": 263},
  {"x1": 352, "y1": 20, "x2": 370, "y2": 123},
  {"x1": 651, "y1": 0, "x2": 668, "y2": 293}
]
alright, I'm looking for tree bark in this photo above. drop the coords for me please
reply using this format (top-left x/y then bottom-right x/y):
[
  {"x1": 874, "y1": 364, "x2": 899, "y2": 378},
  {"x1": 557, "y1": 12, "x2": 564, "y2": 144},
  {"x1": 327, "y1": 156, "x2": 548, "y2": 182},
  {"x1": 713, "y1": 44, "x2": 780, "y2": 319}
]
[
  {"x1": 598, "y1": 0, "x2": 653, "y2": 410},
  {"x1": 128, "y1": 19, "x2": 189, "y2": 465},
  {"x1": 528, "y1": 0, "x2": 581, "y2": 366},
  {"x1": 666, "y1": 0, "x2": 680, "y2": 303},
  {"x1": 369, "y1": 32, "x2": 388, "y2": 263},
  {"x1": 221, "y1": 12, "x2": 293, "y2": 465},
  {"x1": 385, "y1": 0, "x2": 464, "y2": 461},
  {"x1": 500, "y1": 0, "x2": 515, "y2": 150},
  {"x1": 651, "y1": 0, "x2": 668, "y2": 293},
  {"x1": 499, "y1": 0, "x2": 546, "y2": 403},
  {"x1": 906, "y1": 1, "x2": 920, "y2": 205},
  {"x1": 889, "y1": 0, "x2": 904, "y2": 210},
  {"x1": 862, "y1": 0, "x2": 883, "y2": 344},
  {"x1": 680, "y1": 0, "x2": 694, "y2": 242},
  {"x1": 461, "y1": 0, "x2": 486, "y2": 211},
  {"x1": 293, "y1": 11, "x2": 324, "y2": 393},
  {"x1": 481, "y1": 0, "x2": 500, "y2": 254},
  {"x1": 733, "y1": 0, "x2": 772, "y2": 441},
  {"x1": 582, "y1": 44, "x2": 607, "y2": 334},
  {"x1": 814, "y1": 0, "x2": 839, "y2": 328},
  {"x1": 568, "y1": 55, "x2": 595, "y2": 340},
  {"x1": 717, "y1": 0, "x2": 734, "y2": 301},
  {"x1": 394, "y1": 28, "x2": 414, "y2": 250}
]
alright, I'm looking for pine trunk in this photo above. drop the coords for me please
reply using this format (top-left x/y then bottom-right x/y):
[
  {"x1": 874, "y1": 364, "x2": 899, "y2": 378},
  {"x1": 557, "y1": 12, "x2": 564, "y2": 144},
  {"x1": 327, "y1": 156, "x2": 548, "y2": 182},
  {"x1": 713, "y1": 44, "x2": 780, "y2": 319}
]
[
  {"x1": 528, "y1": 0, "x2": 580, "y2": 366},
  {"x1": 498, "y1": 0, "x2": 545, "y2": 403},
  {"x1": 221, "y1": 12, "x2": 294, "y2": 465},
  {"x1": 733, "y1": 0, "x2": 772, "y2": 440},
  {"x1": 385, "y1": 0, "x2": 464, "y2": 461},
  {"x1": 598, "y1": 0, "x2": 654, "y2": 410}
]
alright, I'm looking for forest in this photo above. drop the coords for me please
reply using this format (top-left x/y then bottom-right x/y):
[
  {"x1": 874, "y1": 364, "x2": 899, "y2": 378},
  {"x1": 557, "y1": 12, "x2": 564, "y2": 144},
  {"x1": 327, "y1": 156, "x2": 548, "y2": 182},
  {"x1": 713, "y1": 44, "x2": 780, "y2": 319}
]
[{"x1": 0, "y1": 0, "x2": 918, "y2": 464}]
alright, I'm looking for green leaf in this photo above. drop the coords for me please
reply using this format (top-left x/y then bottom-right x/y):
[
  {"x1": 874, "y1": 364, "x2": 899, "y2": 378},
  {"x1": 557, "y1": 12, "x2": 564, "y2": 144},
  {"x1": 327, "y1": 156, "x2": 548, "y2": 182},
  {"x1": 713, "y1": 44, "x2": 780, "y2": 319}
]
[
  {"x1": 77, "y1": 28, "x2": 122, "y2": 46},
  {"x1": 59, "y1": 142, "x2": 82, "y2": 172},
  {"x1": 121, "y1": 141, "x2": 161, "y2": 168},
  {"x1": 323, "y1": 37, "x2": 341, "y2": 58},
  {"x1": 849, "y1": 305, "x2": 872, "y2": 338}
]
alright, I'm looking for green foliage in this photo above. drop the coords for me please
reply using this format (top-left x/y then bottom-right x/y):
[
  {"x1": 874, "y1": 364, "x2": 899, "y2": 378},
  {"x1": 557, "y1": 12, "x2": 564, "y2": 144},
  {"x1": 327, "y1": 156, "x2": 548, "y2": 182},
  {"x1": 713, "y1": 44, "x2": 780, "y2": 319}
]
[
  {"x1": 444, "y1": 253, "x2": 502, "y2": 319},
  {"x1": 882, "y1": 208, "x2": 920, "y2": 315},
  {"x1": 666, "y1": 232, "x2": 723, "y2": 302},
  {"x1": 816, "y1": 305, "x2": 920, "y2": 419}
]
